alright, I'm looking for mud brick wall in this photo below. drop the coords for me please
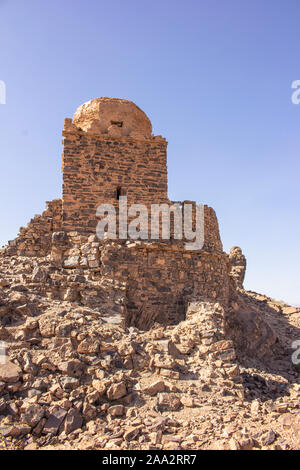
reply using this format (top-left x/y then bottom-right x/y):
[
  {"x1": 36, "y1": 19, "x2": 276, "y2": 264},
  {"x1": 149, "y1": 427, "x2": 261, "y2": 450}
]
[
  {"x1": 62, "y1": 120, "x2": 168, "y2": 233},
  {"x1": 100, "y1": 240, "x2": 230, "y2": 329}
]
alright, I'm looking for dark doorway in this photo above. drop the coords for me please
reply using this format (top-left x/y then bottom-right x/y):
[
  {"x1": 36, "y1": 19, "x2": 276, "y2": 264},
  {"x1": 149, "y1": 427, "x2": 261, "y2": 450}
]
[{"x1": 116, "y1": 187, "x2": 122, "y2": 200}]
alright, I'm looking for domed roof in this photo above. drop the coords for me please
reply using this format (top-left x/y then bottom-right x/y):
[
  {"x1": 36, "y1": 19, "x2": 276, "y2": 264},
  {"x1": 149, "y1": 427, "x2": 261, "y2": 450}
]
[{"x1": 73, "y1": 97, "x2": 152, "y2": 139}]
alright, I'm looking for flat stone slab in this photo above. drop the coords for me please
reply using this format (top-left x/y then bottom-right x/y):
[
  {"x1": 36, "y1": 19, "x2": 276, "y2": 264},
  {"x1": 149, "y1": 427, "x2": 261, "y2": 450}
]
[
  {"x1": 0, "y1": 360, "x2": 22, "y2": 383},
  {"x1": 102, "y1": 314, "x2": 123, "y2": 325},
  {"x1": 43, "y1": 406, "x2": 67, "y2": 435}
]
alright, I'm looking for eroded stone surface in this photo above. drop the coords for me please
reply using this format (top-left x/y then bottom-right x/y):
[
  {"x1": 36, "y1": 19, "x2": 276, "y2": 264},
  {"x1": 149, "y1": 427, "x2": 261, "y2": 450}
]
[{"x1": 0, "y1": 98, "x2": 299, "y2": 451}]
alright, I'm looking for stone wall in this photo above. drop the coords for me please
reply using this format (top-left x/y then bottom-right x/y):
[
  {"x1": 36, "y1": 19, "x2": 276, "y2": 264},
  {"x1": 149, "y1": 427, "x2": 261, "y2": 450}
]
[
  {"x1": 62, "y1": 118, "x2": 168, "y2": 233},
  {"x1": 1, "y1": 199, "x2": 62, "y2": 257},
  {"x1": 100, "y1": 240, "x2": 230, "y2": 329},
  {"x1": 0, "y1": 97, "x2": 240, "y2": 330}
]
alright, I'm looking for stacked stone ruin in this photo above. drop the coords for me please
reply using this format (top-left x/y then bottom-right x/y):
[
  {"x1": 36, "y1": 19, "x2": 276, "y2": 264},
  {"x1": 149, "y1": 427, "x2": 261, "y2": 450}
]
[
  {"x1": 2, "y1": 97, "x2": 246, "y2": 329},
  {"x1": 2, "y1": 98, "x2": 298, "y2": 449}
]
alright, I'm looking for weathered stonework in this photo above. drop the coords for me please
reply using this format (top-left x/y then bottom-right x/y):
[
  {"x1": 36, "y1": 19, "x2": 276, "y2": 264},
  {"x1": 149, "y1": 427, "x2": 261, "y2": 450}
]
[
  {"x1": 3, "y1": 199, "x2": 62, "y2": 257},
  {"x1": 1, "y1": 98, "x2": 298, "y2": 450},
  {"x1": 62, "y1": 98, "x2": 168, "y2": 233},
  {"x1": 1, "y1": 97, "x2": 239, "y2": 328},
  {"x1": 100, "y1": 240, "x2": 230, "y2": 329}
]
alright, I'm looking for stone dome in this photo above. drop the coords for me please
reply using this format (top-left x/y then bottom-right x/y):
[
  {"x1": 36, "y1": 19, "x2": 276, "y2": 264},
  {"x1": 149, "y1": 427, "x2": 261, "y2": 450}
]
[{"x1": 73, "y1": 97, "x2": 152, "y2": 139}]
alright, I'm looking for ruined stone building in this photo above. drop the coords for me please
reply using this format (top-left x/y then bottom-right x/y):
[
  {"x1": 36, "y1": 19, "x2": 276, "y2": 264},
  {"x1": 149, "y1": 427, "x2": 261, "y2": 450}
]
[
  {"x1": 3, "y1": 97, "x2": 246, "y2": 328},
  {"x1": 2, "y1": 98, "x2": 297, "y2": 450}
]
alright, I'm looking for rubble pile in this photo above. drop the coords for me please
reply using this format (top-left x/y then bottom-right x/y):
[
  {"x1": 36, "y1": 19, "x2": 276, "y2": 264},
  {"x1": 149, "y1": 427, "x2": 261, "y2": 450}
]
[{"x1": 0, "y1": 239, "x2": 299, "y2": 451}]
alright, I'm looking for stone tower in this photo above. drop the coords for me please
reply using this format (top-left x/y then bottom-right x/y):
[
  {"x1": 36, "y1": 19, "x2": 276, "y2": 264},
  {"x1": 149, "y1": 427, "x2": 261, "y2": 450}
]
[
  {"x1": 3, "y1": 96, "x2": 233, "y2": 327},
  {"x1": 62, "y1": 97, "x2": 168, "y2": 233}
]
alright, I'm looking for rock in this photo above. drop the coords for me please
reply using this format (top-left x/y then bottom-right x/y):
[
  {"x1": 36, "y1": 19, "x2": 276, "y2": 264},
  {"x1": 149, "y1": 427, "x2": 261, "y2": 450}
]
[
  {"x1": 32, "y1": 418, "x2": 47, "y2": 436},
  {"x1": 144, "y1": 380, "x2": 166, "y2": 396},
  {"x1": 0, "y1": 326, "x2": 9, "y2": 340},
  {"x1": 238, "y1": 438, "x2": 255, "y2": 450},
  {"x1": 92, "y1": 380, "x2": 106, "y2": 395},
  {"x1": 213, "y1": 348, "x2": 236, "y2": 362},
  {"x1": 229, "y1": 246, "x2": 246, "y2": 288},
  {"x1": 118, "y1": 341, "x2": 135, "y2": 356},
  {"x1": 77, "y1": 338, "x2": 100, "y2": 354},
  {"x1": 261, "y1": 430, "x2": 276, "y2": 446},
  {"x1": 229, "y1": 438, "x2": 240, "y2": 450},
  {"x1": 82, "y1": 402, "x2": 97, "y2": 420},
  {"x1": 24, "y1": 443, "x2": 39, "y2": 450},
  {"x1": 124, "y1": 426, "x2": 143, "y2": 442},
  {"x1": 24, "y1": 318, "x2": 38, "y2": 330},
  {"x1": 167, "y1": 340, "x2": 182, "y2": 359},
  {"x1": 64, "y1": 408, "x2": 83, "y2": 435},
  {"x1": 0, "y1": 305, "x2": 10, "y2": 317},
  {"x1": 153, "y1": 354, "x2": 175, "y2": 370},
  {"x1": 0, "y1": 426, "x2": 12, "y2": 437},
  {"x1": 0, "y1": 360, "x2": 22, "y2": 383},
  {"x1": 6, "y1": 401, "x2": 19, "y2": 416},
  {"x1": 1, "y1": 424, "x2": 31, "y2": 437},
  {"x1": 210, "y1": 340, "x2": 234, "y2": 353},
  {"x1": 107, "y1": 382, "x2": 127, "y2": 400},
  {"x1": 0, "y1": 279, "x2": 9, "y2": 287},
  {"x1": 60, "y1": 376, "x2": 80, "y2": 390},
  {"x1": 55, "y1": 321, "x2": 74, "y2": 337},
  {"x1": 9, "y1": 292, "x2": 27, "y2": 305},
  {"x1": 251, "y1": 399, "x2": 261, "y2": 415},
  {"x1": 282, "y1": 306, "x2": 300, "y2": 315},
  {"x1": 64, "y1": 257, "x2": 80, "y2": 268},
  {"x1": 108, "y1": 405, "x2": 124, "y2": 416},
  {"x1": 149, "y1": 417, "x2": 168, "y2": 432},
  {"x1": 86, "y1": 390, "x2": 100, "y2": 404},
  {"x1": 157, "y1": 393, "x2": 182, "y2": 411},
  {"x1": 225, "y1": 364, "x2": 240, "y2": 379},
  {"x1": 43, "y1": 406, "x2": 67, "y2": 435},
  {"x1": 274, "y1": 403, "x2": 288, "y2": 413},
  {"x1": 31, "y1": 267, "x2": 48, "y2": 282},
  {"x1": 39, "y1": 316, "x2": 57, "y2": 338},
  {"x1": 32, "y1": 378, "x2": 48, "y2": 391},
  {"x1": 63, "y1": 288, "x2": 78, "y2": 301},
  {"x1": 52, "y1": 231, "x2": 68, "y2": 245},
  {"x1": 181, "y1": 396, "x2": 195, "y2": 407},
  {"x1": 24, "y1": 404, "x2": 45, "y2": 428},
  {"x1": 0, "y1": 397, "x2": 7, "y2": 412},
  {"x1": 23, "y1": 352, "x2": 37, "y2": 375},
  {"x1": 58, "y1": 359, "x2": 84, "y2": 377}
]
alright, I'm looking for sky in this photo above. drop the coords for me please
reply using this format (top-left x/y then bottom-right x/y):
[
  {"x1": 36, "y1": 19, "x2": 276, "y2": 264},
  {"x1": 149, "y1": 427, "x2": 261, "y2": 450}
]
[{"x1": 0, "y1": 0, "x2": 299, "y2": 305}]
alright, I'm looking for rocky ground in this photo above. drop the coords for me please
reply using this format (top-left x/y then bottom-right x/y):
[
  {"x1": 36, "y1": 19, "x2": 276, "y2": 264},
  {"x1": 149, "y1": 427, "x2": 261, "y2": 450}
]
[{"x1": 0, "y1": 251, "x2": 299, "y2": 451}]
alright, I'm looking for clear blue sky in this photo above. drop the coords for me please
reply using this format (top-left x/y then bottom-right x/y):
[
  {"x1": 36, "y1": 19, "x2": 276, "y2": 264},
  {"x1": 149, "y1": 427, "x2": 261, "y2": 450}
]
[{"x1": 0, "y1": 0, "x2": 299, "y2": 305}]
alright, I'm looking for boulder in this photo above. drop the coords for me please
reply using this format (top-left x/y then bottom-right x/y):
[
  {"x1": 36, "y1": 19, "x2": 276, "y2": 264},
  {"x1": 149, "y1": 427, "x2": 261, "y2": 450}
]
[
  {"x1": 107, "y1": 382, "x2": 127, "y2": 400},
  {"x1": 0, "y1": 360, "x2": 22, "y2": 383}
]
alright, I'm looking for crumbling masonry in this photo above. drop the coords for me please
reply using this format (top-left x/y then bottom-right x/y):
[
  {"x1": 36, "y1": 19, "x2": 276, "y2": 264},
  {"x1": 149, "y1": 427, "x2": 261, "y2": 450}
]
[{"x1": 3, "y1": 98, "x2": 246, "y2": 328}]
